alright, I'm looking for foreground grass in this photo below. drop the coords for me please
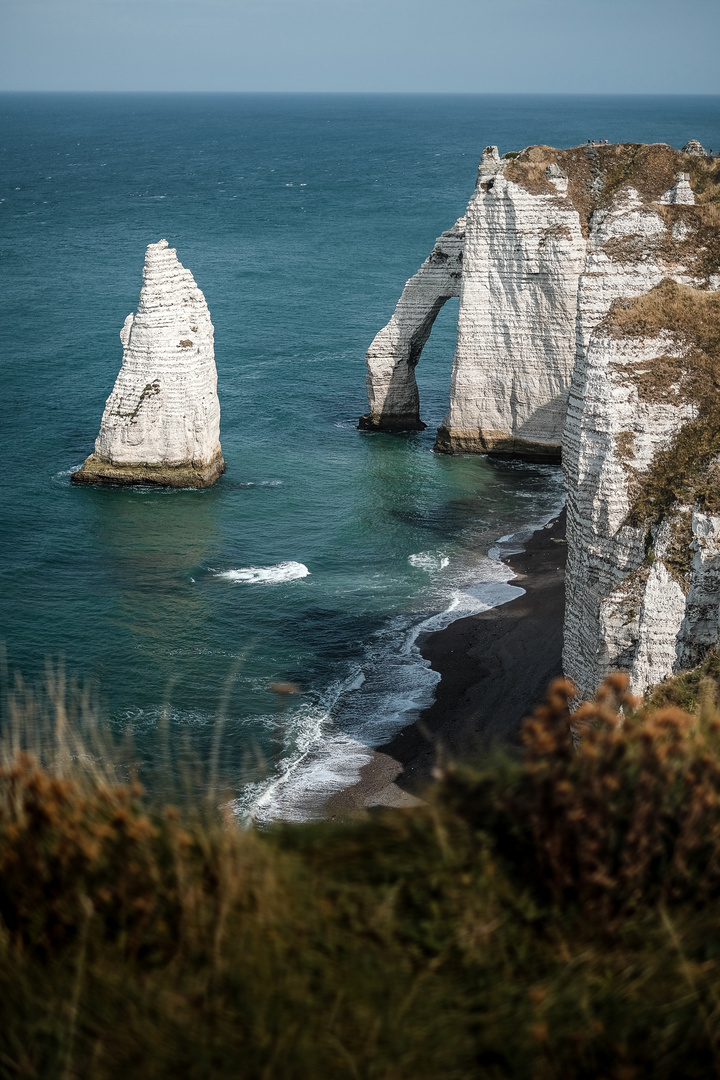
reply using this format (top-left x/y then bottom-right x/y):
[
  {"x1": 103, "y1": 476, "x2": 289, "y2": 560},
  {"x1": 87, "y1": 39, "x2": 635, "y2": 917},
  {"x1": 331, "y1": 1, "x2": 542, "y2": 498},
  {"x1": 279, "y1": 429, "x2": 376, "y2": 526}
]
[{"x1": 2, "y1": 673, "x2": 720, "y2": 1077}]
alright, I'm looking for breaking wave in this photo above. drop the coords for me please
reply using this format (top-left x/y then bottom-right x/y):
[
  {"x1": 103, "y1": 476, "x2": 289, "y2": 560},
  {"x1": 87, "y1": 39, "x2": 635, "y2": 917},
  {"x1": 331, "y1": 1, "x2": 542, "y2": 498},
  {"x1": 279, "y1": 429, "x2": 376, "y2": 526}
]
[
  {"x1": 215, "y1": 561, "x2": 310, "y2": 585},
  {"x1": 408, "y1": 551, "x2": 450, "y2": 572}
]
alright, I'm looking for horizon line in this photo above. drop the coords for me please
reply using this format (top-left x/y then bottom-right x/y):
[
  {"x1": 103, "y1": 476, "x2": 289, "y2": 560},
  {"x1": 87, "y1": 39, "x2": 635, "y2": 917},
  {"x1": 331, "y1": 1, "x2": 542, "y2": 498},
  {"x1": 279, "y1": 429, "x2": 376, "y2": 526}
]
[{"x1": 1, "y1": 89, "x2": 720, "y2": 97}]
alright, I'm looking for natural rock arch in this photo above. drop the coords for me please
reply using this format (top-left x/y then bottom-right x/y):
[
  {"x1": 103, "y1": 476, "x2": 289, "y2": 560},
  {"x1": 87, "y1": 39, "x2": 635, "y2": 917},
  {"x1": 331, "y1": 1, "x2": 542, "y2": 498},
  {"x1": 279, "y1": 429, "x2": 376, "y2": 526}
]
[
  {"x1": 359, "y1": 146, "x2": 586, "y2": 460},
  {"x1": 358, "y1": 217, "x2": 465, "y2": 432}
]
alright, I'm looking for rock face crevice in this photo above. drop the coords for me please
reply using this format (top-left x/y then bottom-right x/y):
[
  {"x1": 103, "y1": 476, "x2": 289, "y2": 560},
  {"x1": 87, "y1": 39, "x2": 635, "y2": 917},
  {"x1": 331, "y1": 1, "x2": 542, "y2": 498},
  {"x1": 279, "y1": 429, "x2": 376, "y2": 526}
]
[{"x1": 73, "y1": 240, "x2": 225, "y2": 489}]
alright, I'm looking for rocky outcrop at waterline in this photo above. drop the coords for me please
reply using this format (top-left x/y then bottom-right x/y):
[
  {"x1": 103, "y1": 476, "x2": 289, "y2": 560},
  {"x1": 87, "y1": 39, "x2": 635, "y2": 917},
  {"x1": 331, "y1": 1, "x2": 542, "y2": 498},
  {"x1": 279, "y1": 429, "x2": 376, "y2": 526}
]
[{"x1": 72, "y1": 240, "x2": 224, "y2": 489}]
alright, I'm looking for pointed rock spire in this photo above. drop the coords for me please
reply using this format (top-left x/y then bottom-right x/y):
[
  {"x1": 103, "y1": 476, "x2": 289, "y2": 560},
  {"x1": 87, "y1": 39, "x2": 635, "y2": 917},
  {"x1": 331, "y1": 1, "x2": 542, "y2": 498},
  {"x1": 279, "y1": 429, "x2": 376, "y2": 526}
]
[{"x1": 73, "y1": 240, "x2": 225, "y2": 488}]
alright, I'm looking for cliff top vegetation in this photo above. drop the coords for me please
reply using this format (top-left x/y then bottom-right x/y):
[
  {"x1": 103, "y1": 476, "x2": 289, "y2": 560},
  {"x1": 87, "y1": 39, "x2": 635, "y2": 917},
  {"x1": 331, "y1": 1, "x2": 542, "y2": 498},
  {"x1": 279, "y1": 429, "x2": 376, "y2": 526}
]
[
  {"x1": 4, "y1": 672, "x2": 720, "y2": 1077},
  {"x1": 505, "y1": 142, "x2": 720, "y2": 237}
]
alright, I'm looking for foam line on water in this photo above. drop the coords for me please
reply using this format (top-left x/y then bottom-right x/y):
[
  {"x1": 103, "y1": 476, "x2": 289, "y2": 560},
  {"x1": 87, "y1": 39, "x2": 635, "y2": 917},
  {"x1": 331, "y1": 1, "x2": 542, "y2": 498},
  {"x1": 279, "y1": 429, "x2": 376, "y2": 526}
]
[
  {"x1": 405, "y1": 581, "x2": 526, "y2": 651},
  {"x1": 237, "y1": 497, "x2": 566, "y2": 824},
  {"x1": 239, "y1": 577, "x2": 524, "y2": 824},
  {"x1": 408, "y1": 551, "x2": 450, "y2": 572},
  {"x1": 234, "y1": 665, "x2": 372, "y2": 824}
]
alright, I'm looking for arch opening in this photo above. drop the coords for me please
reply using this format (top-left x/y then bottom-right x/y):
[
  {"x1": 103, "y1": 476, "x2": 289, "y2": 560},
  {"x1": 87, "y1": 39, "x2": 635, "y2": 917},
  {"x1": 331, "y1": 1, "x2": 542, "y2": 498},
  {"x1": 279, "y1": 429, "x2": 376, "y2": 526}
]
[{"x1": 414, "y1": 295, "x2": 459, "y2": 432}]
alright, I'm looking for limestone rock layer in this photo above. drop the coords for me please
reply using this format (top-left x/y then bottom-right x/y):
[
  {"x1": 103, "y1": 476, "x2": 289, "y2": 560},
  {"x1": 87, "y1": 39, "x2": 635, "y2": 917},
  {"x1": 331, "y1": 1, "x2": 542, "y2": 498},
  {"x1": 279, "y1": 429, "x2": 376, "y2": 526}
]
[
  {"x1": 73, "y1": 240, "x2": 224, "y2": 488},
  {"x1": 365, "y1": 138, "x2": 720, "y2": 696},
  {"x1": 436, "y1": 147, "x2": 585, "y2": 459},
  {"x1": 563, "y1": 278, "x2": 720, "y2": 698}
]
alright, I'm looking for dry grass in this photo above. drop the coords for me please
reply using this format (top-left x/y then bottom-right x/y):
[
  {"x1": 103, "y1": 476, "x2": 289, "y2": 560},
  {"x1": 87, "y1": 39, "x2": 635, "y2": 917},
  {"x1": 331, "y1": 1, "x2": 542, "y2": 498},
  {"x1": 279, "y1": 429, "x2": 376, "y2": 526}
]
[
  {"x1": 505, "y1": 142, "x2": 720, "y2": 238},
  {"x1": 598, "y1": 281, "x2": 720, "y2": 538},
  {"x1": 3, "y1": 672, "x2": 720, "y2": 1076}
]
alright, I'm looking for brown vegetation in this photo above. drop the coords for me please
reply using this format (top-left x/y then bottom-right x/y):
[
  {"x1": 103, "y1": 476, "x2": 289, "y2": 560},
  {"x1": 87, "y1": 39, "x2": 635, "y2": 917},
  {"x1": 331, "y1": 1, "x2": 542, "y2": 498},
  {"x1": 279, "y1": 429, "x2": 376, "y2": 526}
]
[
  {"x1": 602, "y1": 280, "x2": 720, "y2": 532},
  {"x1": 505, "y1": 142, "x2": 720, "y2": 237},
  {"x1": 3, "y1": 673, "x2": 720, "y2": 1075}
]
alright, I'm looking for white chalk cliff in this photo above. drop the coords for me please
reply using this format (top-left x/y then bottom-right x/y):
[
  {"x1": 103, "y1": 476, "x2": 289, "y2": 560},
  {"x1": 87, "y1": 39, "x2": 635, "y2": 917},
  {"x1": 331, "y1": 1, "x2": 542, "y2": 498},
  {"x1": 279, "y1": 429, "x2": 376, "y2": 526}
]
[
  {"x1": 73, "y1": 240, "x2": 224, "y2": 488},
  {"x1": 365, "y1": 141, "x2": 720, "y2": 695},
  {"x1": 363, "y1": 146, "x2": 588, "y2": 457},
  {"x1": 564, "y1": 278, "x2": 720, "y2": 698}
]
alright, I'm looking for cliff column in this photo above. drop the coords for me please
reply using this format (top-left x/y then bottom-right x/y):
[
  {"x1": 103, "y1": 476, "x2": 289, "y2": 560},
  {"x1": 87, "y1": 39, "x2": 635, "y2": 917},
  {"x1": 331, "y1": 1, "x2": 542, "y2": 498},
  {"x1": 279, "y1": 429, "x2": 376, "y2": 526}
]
[
  {"x1": 72, "y1": 240, "x2": 225, "y2": 488},
  {"x1": 436, "y1": 146, "x2": 585, "y2": 459}
]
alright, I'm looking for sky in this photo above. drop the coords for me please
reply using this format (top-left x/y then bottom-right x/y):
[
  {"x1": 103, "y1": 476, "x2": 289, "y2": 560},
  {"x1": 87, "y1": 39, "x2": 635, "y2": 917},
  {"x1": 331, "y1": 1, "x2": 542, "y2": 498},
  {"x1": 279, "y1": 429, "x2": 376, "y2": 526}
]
[{"x1": 1, "y1": 0, "x2": 719, "y2": 94}]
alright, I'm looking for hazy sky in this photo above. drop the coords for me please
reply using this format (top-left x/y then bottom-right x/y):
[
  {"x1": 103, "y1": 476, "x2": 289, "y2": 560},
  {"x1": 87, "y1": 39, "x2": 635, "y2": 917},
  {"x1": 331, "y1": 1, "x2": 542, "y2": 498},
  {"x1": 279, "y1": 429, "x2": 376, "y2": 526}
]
[{"x1": 2, "y1": 0, "x2": 719, "y2": 94}]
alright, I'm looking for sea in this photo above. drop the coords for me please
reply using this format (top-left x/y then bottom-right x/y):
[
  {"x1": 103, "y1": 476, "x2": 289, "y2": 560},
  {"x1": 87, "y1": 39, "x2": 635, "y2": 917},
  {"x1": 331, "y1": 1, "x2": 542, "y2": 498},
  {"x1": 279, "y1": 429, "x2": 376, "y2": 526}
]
[{"x1": 2, "y1": 93, "x2": 719, "y2": 820}]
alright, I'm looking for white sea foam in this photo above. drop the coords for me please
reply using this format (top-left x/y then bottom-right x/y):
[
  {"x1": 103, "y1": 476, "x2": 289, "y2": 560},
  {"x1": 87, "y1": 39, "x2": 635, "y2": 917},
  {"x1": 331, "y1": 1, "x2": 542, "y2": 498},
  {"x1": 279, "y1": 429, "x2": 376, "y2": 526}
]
[
  {"x1": 405, "y1": 580, "x2": 526, "y2": 647},
  {"x1": 216, "y1": 561, "x2": 309, "y2": 585},
  {"x1": 234, "y1": 666, "x2": 373, "y2": 824},
  {"x1": 238, "y1": 572, "x2": 524, "y2": 824},
  {"x1": 237, "y1": 489, "x2": 567, "y2": 824},
  {"x1": 408, "y1": 551, "x2": 450, "y2": 572},
  {"x1": 53, "y1": 465, "x2": 84, "y2": 481}
]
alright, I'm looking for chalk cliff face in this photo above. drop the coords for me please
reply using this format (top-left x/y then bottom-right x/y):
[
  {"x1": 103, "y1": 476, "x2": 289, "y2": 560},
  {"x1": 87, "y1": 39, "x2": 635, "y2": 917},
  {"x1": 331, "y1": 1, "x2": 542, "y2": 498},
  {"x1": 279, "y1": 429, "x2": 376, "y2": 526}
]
[
  {"x1": 436, "y1": 147, "x2": 586, "y2": 458},
  {"x1": 562, "y1": 147, "x2": 720, "y2": 694},
  {"x1": 366, "y1": 140, "x2": 720, "y2": 693},
  {"x1": 73, "y1": 240, "x2": 224, "y2": 488},
  {"x1": 362, "y1": 145, "x2": 588, "y2": 458},
  {"x1": 363, "y1": 143, "x2": 719, "y2": 466}
]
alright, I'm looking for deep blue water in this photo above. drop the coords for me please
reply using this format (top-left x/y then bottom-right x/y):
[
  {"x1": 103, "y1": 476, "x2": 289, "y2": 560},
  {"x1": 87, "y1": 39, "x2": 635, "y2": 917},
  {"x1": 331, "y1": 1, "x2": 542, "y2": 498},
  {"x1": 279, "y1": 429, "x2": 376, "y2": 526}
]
[{"x1": 2, "y1": 94, "x2": 719, "y2": 816}]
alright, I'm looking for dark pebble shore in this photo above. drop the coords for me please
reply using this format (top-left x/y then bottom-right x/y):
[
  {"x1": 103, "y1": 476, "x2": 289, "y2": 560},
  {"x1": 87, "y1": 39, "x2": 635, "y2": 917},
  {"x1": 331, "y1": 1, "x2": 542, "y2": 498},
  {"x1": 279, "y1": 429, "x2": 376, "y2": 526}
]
[{"x1": 323, "y1": 508, "x2": 567, "y2": 816}]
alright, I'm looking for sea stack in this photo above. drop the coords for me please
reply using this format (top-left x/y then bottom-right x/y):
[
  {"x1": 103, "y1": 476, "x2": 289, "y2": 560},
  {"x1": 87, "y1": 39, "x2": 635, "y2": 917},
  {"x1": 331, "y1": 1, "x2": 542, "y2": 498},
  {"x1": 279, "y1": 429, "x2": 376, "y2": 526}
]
[{"x1": 72, "y1": 240, "x2": 225, "y2": 488}]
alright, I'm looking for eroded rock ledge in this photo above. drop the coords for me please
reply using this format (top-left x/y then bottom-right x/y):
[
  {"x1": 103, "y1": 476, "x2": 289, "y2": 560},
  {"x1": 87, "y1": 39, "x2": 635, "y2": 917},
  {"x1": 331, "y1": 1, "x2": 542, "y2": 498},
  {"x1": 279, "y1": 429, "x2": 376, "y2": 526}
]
[{"x1": 72, "y1": 240, "x2": 225, "y2": 489}]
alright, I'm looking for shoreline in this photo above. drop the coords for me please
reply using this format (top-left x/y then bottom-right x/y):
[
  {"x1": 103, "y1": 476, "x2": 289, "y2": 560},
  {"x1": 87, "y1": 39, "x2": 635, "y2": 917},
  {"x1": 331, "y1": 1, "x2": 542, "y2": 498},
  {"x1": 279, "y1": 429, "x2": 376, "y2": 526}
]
[{"x1": 323, "y1": 508, "x2": 567, "y2": 817}]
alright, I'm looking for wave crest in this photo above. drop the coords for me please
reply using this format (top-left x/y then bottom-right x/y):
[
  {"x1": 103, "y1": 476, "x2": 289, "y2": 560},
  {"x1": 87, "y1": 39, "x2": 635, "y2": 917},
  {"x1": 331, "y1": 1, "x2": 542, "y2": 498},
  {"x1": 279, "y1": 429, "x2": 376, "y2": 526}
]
[{"x1": 216, "y1": 561, "x2": 310, "y2": 585}]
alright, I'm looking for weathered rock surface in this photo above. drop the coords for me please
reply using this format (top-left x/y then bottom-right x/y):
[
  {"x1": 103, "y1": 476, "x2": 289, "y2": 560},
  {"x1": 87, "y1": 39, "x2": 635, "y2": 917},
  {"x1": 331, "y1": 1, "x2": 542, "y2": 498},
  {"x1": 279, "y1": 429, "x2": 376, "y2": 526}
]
[
  {"x1": 366, "y1": 137, "x2": 720, "y2": 695},
  {"x1": 362, "y1": 142, "x2": 720, "y2": 469},
  {"x1": 564, "y1": 270, "x2": 720, "y2": 696},
  {"x1": 436, "y1": 147, "x2": 585, "y2": 458},
  {"x1": 73, "y1": 240, "x2": 224, "y2": 488},
  {"x1": 682, "y1": 140, "x2": 708, "y2": 157}
]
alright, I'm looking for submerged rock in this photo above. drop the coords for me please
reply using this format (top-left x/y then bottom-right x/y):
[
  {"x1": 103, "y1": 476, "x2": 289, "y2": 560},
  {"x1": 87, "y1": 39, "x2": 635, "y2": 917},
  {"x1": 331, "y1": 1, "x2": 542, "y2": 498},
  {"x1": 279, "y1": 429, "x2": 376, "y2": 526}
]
[{"x1": 72, "y1": 240, "x2": 225, "y2": 488}]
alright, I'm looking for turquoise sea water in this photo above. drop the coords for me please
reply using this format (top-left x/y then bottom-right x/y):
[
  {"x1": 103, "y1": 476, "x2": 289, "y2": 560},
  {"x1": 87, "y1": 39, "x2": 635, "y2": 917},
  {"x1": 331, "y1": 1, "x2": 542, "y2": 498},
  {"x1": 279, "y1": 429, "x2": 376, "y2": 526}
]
[{"x1": 2, "y1": 94, "x2": 719, "y2": 817}]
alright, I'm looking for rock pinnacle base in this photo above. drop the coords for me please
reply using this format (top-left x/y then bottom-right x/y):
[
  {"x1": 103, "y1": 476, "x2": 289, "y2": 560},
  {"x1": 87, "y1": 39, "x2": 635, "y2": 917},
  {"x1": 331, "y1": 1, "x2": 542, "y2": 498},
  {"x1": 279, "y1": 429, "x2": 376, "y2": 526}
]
[{"x1": 71, "y1": 451, "x2": 226, "y2": 489}]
